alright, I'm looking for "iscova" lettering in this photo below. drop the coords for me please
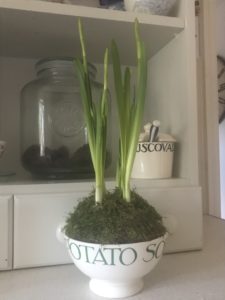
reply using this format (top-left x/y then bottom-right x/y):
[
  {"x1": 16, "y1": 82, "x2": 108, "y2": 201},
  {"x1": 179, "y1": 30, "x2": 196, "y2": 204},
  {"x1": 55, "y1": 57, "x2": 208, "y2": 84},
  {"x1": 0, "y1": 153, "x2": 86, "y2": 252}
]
[{"x1": 137, "y1": 142, "x2": 175, "y2": 153}]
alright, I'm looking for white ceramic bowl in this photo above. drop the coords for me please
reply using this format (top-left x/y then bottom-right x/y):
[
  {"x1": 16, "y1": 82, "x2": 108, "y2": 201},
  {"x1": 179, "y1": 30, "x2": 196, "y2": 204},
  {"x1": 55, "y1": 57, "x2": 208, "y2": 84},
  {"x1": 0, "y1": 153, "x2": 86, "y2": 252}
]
[
  {"x1": 124, "y1": 0, "x2": 177, "y2": 15},
  {"x1": 57, "y1": 226, "x2": 167, "y2": 298},
  {"x1": 0, "y1": 141, "x2": 6, "y2": 158},
  {"x1": 67, "y1": 236, "x2": 166, "y2": 298}
]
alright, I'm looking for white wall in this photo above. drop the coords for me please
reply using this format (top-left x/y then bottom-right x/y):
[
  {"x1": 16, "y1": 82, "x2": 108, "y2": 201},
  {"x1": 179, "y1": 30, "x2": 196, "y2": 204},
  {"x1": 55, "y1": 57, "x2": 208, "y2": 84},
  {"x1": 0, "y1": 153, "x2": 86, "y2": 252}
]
[
  {"x1": 216, "y1": 0, "x2": 225, "y2": 218},
  {"x1": 219, "y1": 121, "x2": 225, "y2": 218}
]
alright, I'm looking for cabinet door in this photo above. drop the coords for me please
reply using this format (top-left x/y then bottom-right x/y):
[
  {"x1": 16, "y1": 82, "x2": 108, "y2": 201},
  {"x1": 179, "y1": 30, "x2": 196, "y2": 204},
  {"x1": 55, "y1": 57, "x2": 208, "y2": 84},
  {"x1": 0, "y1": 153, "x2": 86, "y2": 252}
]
[
  {"x1": 13, "y1": 192, "x2": 85, "y2": 269},
  {"x1": 0, "y1": 195, "x2": 13, "y2": 270},
  {"x1": 137, "y1": 186, "x2": 202, "y2": 253}
]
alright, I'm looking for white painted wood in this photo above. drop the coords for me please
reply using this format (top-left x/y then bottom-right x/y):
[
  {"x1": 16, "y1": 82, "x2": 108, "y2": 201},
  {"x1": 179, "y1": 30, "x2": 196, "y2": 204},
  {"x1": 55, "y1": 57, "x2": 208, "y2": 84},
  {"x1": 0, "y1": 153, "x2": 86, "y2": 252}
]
[
  {"x1": 0, "y1": 195, "x2": 13, "y2": 270},
  {"x1": 0, "y1": 57, "x2": 36, "y2": 178},
  {"x1": 148, "y1": 35, "x2": 192, "y2": 181},
  {"x1": 216, "y1": 0, "x2": 225, "y2": 220},
  {"x1": 0, "y1": 0, "x2": 184, "y2": 64},
  {"x1": 196, "y1": 8, "x2": 209, "y2": 214},
  {"x1": 137, "y1": 186, "x2": 203, "y2": 252},
  {"x1": 0, "y1": 0, "x2": 203, "y2": 267},
  {"x1": 13, "y1": 186, "x2": 202, "y2": 269},
  {"x1": 0, "y1": 54, "x2": 198, "y2": 184},
  {"x1": 146, "y1": 0, "x2": 199, "y2": 186},
  {"x1": 216, "y1": 0, "x2": 225, "y2": 58},
  {"x1": 0, "y1": 178, "x2": 192, "y2": 195},
  {"x1": 198, "y1": 0, "x2": 221, "y2": 217},
  {"x1": 219, "y1": 119, "x2": 225, "y2": 218},
  {"x1": 0, "y1": 0, "x2": 200, "y2": 187},
  {"x1": 13, "y1": 192, "x2": 86, "y2": 268},
  {"x1": 183, "y1": 0, "x2": 199, "y2": 185}
]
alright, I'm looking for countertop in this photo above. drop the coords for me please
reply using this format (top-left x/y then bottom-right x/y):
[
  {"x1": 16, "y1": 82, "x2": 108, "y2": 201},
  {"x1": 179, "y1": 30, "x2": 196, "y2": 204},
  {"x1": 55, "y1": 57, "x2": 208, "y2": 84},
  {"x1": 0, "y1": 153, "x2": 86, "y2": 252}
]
[{"x1": 0, "y1": 216, "x2": 225, "y2": 300}]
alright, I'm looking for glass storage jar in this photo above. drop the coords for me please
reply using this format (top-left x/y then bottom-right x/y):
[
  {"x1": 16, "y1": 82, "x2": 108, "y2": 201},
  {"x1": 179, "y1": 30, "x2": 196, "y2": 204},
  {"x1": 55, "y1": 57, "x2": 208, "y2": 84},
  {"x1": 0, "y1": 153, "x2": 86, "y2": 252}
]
[{"x1": 20, "y1": 58, "x2": 111, "y2": 179}]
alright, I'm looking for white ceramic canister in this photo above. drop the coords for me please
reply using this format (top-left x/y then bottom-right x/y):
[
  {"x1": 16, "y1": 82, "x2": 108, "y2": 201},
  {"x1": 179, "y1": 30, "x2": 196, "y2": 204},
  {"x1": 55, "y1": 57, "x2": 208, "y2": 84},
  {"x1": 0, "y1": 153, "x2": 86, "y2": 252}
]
[
  {"x1": 131, "y1": 141, "x2": 175, "y2": 179},
  {"x1": 124, "y1": 0, "x2": 177, "y2": 16}
]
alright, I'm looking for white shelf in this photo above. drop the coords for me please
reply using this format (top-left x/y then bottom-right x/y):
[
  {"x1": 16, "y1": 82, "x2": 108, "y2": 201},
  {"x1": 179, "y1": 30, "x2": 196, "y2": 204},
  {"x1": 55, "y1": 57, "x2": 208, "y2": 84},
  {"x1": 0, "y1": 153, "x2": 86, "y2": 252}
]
[
  {"x1": 0, "y1": 177, "x2": 191, "y2": 194},
  {"x1": 0, "y1": 0, "x2": 184, "y2": 64}
]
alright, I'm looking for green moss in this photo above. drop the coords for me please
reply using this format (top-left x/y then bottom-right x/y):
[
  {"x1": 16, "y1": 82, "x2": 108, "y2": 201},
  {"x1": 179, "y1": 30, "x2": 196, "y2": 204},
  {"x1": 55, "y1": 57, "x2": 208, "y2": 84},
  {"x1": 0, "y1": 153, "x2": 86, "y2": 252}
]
[{"x1": 64, "y1": 189, "x2": 166, "y2": 244}]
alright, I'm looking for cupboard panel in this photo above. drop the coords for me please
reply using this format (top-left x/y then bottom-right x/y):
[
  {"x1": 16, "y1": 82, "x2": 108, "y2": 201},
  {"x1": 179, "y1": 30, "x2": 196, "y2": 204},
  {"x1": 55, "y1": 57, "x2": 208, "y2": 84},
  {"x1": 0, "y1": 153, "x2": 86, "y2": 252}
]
[
  {"x1": 0, "y1": 195, "x2": 13, "y2": 270},
  {"x1": 137, "y1": 186, "x2": 202, "y2": 252},
  {"x1": 14, "y1": 192, "x2": 85, "y2": 268},
  {"x1": 13, "y1": 186, "x2": 202, "y2": 269}
]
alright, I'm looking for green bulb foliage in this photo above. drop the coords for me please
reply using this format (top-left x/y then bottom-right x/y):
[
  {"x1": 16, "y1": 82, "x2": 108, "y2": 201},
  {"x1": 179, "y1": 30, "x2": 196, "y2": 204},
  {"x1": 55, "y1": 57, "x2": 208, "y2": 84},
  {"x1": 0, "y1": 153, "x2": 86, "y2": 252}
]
[
  {"x1": 75, "y1": 18, "x2": 109, "y2": 205},
  {"x1": 64, "y1": 19, "x2": 166, "y2": 243},
  {"x1": 111, "y1": 19, "x2": 147, "y2": 202}
]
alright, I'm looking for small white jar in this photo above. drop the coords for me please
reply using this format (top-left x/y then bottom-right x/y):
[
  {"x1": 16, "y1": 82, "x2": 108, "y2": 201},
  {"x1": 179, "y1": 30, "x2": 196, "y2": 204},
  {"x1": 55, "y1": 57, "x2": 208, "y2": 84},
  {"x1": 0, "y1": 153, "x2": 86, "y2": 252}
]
[{"x1": 131, "y1": 141, "x2": 175, "y2": 179}]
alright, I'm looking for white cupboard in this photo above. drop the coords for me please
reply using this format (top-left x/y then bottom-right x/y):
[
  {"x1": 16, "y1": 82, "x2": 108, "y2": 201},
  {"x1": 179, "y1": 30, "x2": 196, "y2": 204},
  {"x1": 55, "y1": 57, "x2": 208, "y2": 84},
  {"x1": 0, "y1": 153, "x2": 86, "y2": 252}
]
[
  {"x1": 0, "y1": 0, "x2": 202, "y2": 270},
  {"x1": 12, "y1": 185, "x2": 202, "y2": 268},
  {"x1": 0, "y1": 195, "x2": 13, "y2": 270},
  {"x1": 14, "y1": 192, "x2": 84, "y2": 268}
]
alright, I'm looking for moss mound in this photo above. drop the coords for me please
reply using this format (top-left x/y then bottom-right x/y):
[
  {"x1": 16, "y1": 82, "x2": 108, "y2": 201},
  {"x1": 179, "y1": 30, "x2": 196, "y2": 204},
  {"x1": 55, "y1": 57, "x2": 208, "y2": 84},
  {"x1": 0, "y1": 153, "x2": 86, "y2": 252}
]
[{"x1": 64, "y1": 189, "x2": 166, "y2": 244}]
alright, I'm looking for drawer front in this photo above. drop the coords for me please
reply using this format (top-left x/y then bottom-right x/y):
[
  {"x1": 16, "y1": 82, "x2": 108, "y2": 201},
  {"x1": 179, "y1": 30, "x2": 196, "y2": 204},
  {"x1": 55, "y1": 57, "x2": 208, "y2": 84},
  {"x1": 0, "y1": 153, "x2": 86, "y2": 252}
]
[
  {"x1": 136, "y1": 186, "x2": 202, "y2": 253},
  {"x1": 13, "y1": 186, "x2": 202, "y2": 268},
  {"x1": 13, "y1": 192, "x2": 85, "y2": 269}
]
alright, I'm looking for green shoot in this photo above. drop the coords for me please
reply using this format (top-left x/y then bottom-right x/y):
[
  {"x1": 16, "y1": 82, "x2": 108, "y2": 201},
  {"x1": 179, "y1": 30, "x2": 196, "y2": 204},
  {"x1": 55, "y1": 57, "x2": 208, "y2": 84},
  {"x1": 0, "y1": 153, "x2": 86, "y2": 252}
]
[
  {"x1": 75, "y1": 18, "x2": 109, "y2": 204},
  {"x1": 112, "y1": 19, "x2": 147, "y2": 202}
]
